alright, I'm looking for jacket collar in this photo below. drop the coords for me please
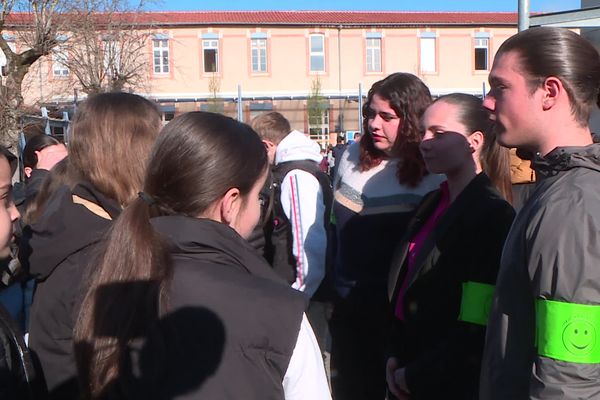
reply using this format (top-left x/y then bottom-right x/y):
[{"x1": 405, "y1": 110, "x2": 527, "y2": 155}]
[
  {"x1": 533, "y1": 144, "x2": 600, "y2": 178},
  {"x1": 150, "y1": 216, "x2": 281, "y2": 283},
  {"x1": 388, "y1": 173, "x2": 495, "y2": 300}
]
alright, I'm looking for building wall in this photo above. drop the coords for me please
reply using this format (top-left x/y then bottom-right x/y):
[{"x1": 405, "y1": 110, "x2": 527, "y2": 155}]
[{"x1": 10, "y1": 23, "x2": 517, "y2": 144}]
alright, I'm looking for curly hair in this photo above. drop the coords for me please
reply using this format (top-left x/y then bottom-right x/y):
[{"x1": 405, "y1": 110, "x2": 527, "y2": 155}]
[{"x1": 359, "y1": 73, "x2": 432, "y2": 187}]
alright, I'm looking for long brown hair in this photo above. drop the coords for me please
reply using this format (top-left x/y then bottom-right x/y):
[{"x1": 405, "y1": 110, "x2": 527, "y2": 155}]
[
  {"x1": 68, "y1": 92, "x2": 161, "y2": 206},
  {"x1": 360, "y1": 73, "x2": 432, "y2": 187},
  {"x1": 74, "y1": 112, "x2": 268, "y2": 399},
  {"x1": 433, "y1": 93, "x2": 512, "y2": 203}
]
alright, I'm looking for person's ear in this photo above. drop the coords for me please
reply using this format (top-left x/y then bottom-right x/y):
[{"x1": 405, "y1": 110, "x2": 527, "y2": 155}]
[
  {"x1": 541, "y1": 76, "x2": 562, "y2": 111},
  {"x1": 467, "y1": 131, "x2": 485, "y2": 153},
  {"x1": 219, "y1": 187, "x2": 241, "y2": 225},
  {"x1": 24, "y1": 166, "x2": 33, "y2": 178}
]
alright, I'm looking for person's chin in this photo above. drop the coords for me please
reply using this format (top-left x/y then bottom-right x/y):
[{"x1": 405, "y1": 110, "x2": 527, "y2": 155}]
[
  {"x1": 494, "y1": 129, "x2": 515, "y2": 149},
  {"x1": 374, "y1": 142, "x2": 392, "y2": 153}
]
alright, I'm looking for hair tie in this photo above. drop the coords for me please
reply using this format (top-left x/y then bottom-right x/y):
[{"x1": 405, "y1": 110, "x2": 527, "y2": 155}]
[{"x1": 138, "y1": 191, "x2": 156, "y2": 206}]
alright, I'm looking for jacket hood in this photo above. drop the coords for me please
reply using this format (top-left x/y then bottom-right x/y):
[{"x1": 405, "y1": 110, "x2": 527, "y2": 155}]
[
  {"x1": 275, "y1": 130, "x2": 322, "y2": 165},
  {"x1": 533, "y1": 144, "x2": 600, "y2": 178},
  {"x1": 22, "y1": 182, "x2": 121, "y2": 280}
]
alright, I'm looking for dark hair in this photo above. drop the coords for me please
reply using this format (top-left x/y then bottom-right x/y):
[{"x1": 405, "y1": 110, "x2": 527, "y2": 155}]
[
  {"x1": 433, "y1": 93, "x2": 512, "y2": 203},
  {"x1": 69, "y1": 92, "x2": 161, "y2": 206},
  {"x1": 251, "y1": 111, "x2": 291, "y2": 144},
  {"x1": 22, "y1": 134, "x2": 61, "y2": 169},
  {"x1": 497, "y1": 27, "x2": 600, "y2": 126},
  {"x1": 360, "y1": 73, "x2": 432, "y2": 187},
  {"x1": 74, "y1": 112, "x2": 268, "y2": 398},
  {"x1": 22, "y1": 158, "x2": 71, "y2": 225},
  {"x1": 0, "y1": 147, "x2": 17, "y2": 176}
]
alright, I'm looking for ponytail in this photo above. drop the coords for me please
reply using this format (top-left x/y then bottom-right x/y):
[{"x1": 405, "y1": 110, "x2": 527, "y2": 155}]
[
  {"x1": 481, "y1": 136, "x2": 513, "y2": 205},
  {"x1": 74, "y1": 198, "x2": 172, "y2": 399}
]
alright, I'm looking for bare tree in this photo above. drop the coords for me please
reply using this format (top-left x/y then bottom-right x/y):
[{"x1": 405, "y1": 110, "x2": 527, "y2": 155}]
[
  {"x1": 62, "y1": 0, "x2": 152, "y2": 95},
  {"x1": 0, "y1": 0, "x2": 154, "y2": 152},
  {"x1": 0, "y1": 0, "x2": 68, "y2": 152}
]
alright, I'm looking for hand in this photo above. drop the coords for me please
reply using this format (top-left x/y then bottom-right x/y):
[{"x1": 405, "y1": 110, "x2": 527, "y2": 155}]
[
  {"x1": 35, "y1": 144, "x2": 68, "y2": 171},
  {"x1": 394, "y1": 367, "x2": 410, "y2": 396},
  {"x1": 386, "y1": 358, "x2": 410, "y2": 399}
]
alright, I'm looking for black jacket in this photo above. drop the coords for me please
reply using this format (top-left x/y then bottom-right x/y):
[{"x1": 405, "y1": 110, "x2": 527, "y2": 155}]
[
  {"x1": 23, "y1": 182, "x2": 121, "y2": 399},
  {"x1": 113, "y1": 216, "x2": 307, "y2": 400},
  {"x1": 387, "y1": 173, "x2": 515, "y2": 399}
]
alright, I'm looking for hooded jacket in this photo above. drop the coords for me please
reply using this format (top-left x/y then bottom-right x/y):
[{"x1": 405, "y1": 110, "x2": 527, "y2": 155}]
[
  {"x1": 22, "y1": 182, "x2": 121, "y2": 399},
  {"x1": 480, "y1": 144, "x2": 600, "y2": 400},
  {"x1": 274, "y1": 130, "x2": 327, "y2": 298}
]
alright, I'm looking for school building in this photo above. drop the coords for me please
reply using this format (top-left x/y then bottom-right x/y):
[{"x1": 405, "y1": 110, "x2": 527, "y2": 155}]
[{"x1": 3, "y1": 11, "x2": 519, "y2": 146}]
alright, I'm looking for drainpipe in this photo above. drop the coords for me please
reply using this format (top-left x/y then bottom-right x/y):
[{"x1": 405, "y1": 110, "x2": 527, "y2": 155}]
[
  {"x1": 518, "y1": 0, "x2": 530, "y2": 32},
  {"x1": 337, "y1": 25, "x2": 343, "y2": 135}
]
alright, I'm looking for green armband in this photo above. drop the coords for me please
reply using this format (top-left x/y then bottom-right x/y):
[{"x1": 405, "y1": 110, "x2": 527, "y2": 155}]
[
  {"x1": 458, "y1": 281, "x2": 495, "y2": 326},
  {"x1": 536, "y1": 299, "x2": 600, "y2": 363}
]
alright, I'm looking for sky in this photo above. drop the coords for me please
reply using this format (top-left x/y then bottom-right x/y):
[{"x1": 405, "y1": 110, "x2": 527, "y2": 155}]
[{"x1": 147, "y1": 0, "x2": 581, "y2": 12}]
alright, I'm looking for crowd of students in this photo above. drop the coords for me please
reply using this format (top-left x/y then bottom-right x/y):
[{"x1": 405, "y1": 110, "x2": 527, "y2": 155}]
[{"x1": 0, "y1": 25, "x2": 599, "y2": 400}]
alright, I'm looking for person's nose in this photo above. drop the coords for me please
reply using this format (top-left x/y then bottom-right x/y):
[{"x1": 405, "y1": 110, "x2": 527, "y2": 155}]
[
  {"x1": 483, "y1": 92, "x2": 495, "y2": 111},
  {"x1": 8, "y1": 202, "x2": 19, "y2": 223},
  {"x1": 369, "y1": 115, "x2": 382, "y2": 132}
]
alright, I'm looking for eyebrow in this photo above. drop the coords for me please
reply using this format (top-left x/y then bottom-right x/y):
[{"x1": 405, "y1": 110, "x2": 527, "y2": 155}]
[{"x1": 488, "y1": 75, "x2": 506, "y2": 86}]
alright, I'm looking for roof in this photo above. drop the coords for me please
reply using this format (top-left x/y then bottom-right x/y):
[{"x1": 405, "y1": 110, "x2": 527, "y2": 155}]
[{"x1": 6, "y1": 11, "x2": 518, "y2": 28}]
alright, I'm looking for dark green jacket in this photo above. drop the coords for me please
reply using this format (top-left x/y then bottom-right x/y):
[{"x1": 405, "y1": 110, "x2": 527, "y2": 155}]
[{"x1": 481, "y1": 144, "x2": 600, "y2": 400}]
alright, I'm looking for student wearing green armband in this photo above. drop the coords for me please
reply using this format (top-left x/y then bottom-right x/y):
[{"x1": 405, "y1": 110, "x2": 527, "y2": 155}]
[
  {"x1": 386, "y1": 94, "x2": 515, "y2": 399},
  {"x1": 480, "y1": 27, "x2": 600, "y2": 400}
]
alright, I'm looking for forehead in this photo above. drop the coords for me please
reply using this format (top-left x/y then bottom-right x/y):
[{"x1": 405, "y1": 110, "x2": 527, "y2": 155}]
[
  {"x1": 489, "y1": 51, "x2": 527, "y2": 83},
  {"x1": 370, "y1": 93, "x2": 391, "y2": 107},
  {"x1": 422, "y1": 101, "x2": 462, "y2": 125}
]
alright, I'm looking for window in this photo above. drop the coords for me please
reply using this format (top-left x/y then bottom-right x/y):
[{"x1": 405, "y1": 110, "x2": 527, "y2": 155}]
[
  {"x1": 309, "y1": 34, "x2": 325, "y2": 72},
  {"x1": 52, "y1": 47, "x2": 69, "y2": 77},
  {"x1": 474, "y1": 37, "x2": 489, "y2": 71},
  {"x1": 251, "y1": 37, "x2": 267, "y2": 73},
  {"x1": 0, "y1": 36, "x2": 16, "y2": 76},
  {"x1": 103, "y1": 40, "x2": 121, "y2": 77},
  {"x1": 249, "y1": 102, "x2": 273, "y2": 120},
  {"x1": 308, "y1": 107, "x2": 330, "y2": 144},
  {"x1": 420, "y1": 33, "x2": 436, "y2": 73},
  {"x1": 366, "y1": 36, "x2": 381, "y2": 73},
  {"x1": 153, "y1": 38, "x2": 169, "y2": 74},
  {"x1": 203, "y1": 39, "x2": 219, "y2": 73},
  {"x1": 159, "y1": 105, "x2": 176, "y2": 125}
]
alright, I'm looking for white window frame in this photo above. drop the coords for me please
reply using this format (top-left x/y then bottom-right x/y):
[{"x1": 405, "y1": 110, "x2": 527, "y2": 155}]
[
  {"x1": 420, "y1": 33, "x2": 436, "y2": 73},
  {"x1": 153, "y1": 38, "x2": 169, "y2": 74},
  {"x1": 309, "y1": 34, "x2": 325, "y2": 73},
  {"x1": 474, "y1": 37, "x2": 489, "y2": 71},
  {"x1": 103, "y1": 39, "x2": 121, "y2": 77},
  {"x1": 366, "y1": 37, "x2": 382, "y2": 73},
  {"x1": 251, "y1": 37, "x2": 267, "y2": 73},
  {"x1": 203, "y1": 39, "x2": 219, "y2": 73},
  {"x1": 52, "y1": 46, "x2": 69, "y2": 77}
]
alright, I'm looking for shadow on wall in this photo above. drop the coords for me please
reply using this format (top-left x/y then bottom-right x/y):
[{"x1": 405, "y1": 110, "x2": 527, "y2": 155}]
[{"x1": 75, "y1": 281, "x2": 226, "y2": 400}]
